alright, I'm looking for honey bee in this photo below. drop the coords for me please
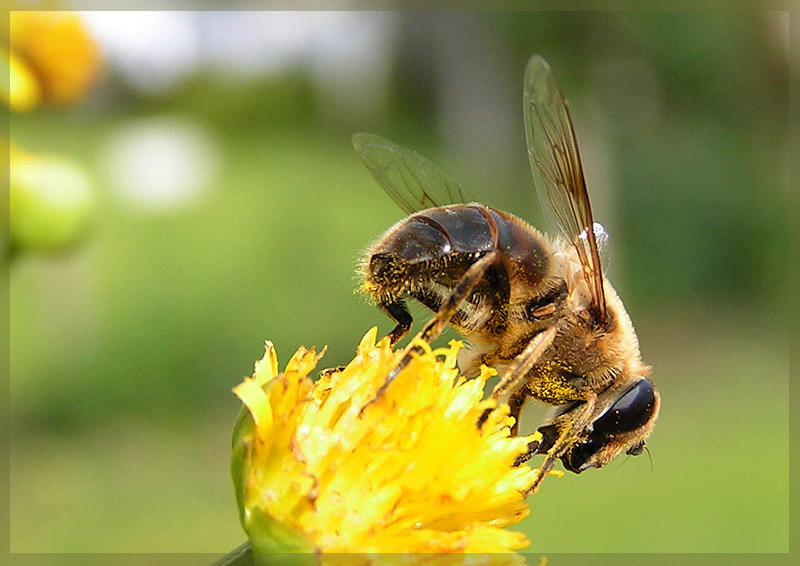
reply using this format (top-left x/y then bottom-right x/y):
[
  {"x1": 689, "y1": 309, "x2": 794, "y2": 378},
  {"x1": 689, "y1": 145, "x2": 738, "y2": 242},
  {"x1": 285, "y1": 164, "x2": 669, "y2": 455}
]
[{"x1": 353, "y1": 55, "x2": 659, "y2": 494}]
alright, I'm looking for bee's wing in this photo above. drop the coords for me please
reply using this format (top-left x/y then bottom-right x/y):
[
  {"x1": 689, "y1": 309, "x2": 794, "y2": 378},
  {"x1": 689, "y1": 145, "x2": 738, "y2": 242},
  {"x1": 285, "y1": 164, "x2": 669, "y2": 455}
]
[
  {"x1": 523, "y1": 55, "x2": 607, "y2": 319},
  {"x1": 352, "y1": 133, "x2": 470, "y2": 214}
]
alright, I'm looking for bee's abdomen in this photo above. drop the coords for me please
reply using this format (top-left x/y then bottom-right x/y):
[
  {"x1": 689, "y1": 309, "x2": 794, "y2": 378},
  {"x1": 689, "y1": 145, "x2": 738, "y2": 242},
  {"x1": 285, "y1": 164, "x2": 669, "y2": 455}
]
[
  {"x1": 366, "y1": 204, "x2": 551, "y2": 302},
  {"x1": 371, "y1": 205, "x2": 549, "y2": 263},
  {"x1": 371, "y1": 205, "x2": 496, "y2": 266}
]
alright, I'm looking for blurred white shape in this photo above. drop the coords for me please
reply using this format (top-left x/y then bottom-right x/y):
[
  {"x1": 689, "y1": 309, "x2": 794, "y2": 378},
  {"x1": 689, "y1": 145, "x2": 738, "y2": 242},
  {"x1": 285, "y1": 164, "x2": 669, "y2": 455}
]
[
  {"x1": 308, "y1": 12, "x2": 397, "y2": 120},
  {"x1": 81, "y1": 11, "x2": 201, "y2": 95},
  {"x1": 203, "y1": 11, "x2": 397, "y2": 117},
  {"x1": 79, "y1": 11, "x2": 397, "y2": 114},
  {"x1": 101, "y1": 117, "x2": 220, "y2": 213},
  {"x1": 202, "y1": 11, "x2": 317, "y2": 75}
]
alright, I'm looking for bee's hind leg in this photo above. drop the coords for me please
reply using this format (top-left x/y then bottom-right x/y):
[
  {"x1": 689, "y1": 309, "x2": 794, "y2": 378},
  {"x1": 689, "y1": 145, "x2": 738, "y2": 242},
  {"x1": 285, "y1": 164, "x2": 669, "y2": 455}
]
[
  {"x1": 417, "y1": 251, "x2": 500, "y2": 346},
  {"x1": 378, "y1": 299, "x2": 413, "y2": 346},
  {"x1": 374, "y1": 250, "x2": 501, "y2": 398}
]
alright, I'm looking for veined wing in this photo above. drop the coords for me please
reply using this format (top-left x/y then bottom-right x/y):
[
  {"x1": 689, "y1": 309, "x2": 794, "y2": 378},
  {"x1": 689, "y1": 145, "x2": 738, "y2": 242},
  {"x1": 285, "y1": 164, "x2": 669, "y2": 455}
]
[
  {"x1": 352, "y1": 133, "x2": 470, "y2": 214},
  {"x1": 523, "y1": 55, "x2": 607, "y2": 320}
]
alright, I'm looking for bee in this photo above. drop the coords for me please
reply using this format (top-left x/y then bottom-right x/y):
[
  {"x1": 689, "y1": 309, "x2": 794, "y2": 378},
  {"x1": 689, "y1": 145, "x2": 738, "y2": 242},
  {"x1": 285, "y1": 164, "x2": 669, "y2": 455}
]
[{"x1": 353, "y1": 55, "x2": 659, "y2": 494}]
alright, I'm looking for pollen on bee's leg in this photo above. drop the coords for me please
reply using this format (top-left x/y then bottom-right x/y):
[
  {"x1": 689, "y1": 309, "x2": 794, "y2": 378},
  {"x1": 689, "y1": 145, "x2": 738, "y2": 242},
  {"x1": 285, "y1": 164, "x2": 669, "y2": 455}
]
[
  {"x1": 523, "y1": 463, "x2": 551, "y2": 496},
  {"x1": 513, "y1": 439, "x2": 542, "y2": 467}
]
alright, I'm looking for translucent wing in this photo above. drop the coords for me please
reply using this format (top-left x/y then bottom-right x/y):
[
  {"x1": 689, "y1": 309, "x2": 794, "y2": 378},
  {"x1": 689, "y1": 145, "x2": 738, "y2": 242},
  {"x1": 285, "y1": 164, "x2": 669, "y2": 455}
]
[
  {"x1": 352, "y1": 133, "x2": 470, "y2": 214},
  {"x1": 523, "y1": 55, "x2": 607, "y2": 319}
]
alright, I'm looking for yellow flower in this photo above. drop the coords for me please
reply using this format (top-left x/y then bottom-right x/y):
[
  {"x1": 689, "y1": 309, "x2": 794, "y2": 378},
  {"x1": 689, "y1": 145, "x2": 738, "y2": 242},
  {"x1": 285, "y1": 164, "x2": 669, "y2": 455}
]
[
  {"x1": 231, "y1": 328, "x2": 549, "y2": 565},
  {"x1": 2, "y1": 50, "x2": 41, "y2": 112},
  {"x1": 8, "y1": 11, "x2": 100, "y2": 107}
]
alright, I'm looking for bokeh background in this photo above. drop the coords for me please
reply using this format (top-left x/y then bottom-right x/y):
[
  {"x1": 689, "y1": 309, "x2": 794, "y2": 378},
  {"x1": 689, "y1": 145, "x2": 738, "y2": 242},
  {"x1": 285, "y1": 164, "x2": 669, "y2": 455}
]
[{"x1": 7, "y1": 9, "x2": 792, "y2": 555}]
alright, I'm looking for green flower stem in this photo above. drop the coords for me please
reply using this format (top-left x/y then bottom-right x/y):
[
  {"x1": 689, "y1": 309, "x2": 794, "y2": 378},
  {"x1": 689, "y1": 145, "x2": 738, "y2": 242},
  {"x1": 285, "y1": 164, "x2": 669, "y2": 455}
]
[
  {"x1": 211, "y1": 542, "x2": 254, "y2": 566},
  {"x1": 211, "y1": 541, "x2": 319, "y2": 566}
]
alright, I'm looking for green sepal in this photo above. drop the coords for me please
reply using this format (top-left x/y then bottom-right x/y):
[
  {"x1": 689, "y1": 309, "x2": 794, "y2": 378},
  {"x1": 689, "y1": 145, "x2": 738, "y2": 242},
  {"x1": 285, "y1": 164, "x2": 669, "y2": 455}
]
[
  {"x1": 230, "y1": 405, "x2": 254, "y2": 522},
  {"x1": 231, "y1": 398, "x2": 317, "y2": 564},
  {"x1": 247, "y1": 508, "x2": 318, "y2": 563}
]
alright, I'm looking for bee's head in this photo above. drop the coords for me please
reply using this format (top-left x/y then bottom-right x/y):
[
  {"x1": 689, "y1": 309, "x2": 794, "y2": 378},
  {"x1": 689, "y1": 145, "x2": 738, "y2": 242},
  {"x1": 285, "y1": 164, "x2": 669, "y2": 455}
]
[{"x1": 537, "y1": 377, "x2": 660, "y2": 473}]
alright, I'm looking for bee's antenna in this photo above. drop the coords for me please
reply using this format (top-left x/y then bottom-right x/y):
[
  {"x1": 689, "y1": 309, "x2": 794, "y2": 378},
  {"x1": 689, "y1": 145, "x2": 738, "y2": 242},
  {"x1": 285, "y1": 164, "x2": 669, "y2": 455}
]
[{"x1": 644, "y1": 445, "x2": 654, "y2": 470}]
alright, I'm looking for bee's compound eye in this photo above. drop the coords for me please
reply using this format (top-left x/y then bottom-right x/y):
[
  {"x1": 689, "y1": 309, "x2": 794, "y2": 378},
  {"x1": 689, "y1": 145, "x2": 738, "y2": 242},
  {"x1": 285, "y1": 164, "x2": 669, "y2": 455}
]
[{"x1": 593, "y1": 378, "x2": 656, "y2": 437}]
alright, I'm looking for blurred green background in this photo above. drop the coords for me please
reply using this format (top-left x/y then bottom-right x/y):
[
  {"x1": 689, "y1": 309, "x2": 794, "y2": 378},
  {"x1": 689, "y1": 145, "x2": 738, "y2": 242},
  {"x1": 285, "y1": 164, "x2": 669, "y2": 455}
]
[{"x1": 8, "y1": 10, "x2": 791, "y2": 555}]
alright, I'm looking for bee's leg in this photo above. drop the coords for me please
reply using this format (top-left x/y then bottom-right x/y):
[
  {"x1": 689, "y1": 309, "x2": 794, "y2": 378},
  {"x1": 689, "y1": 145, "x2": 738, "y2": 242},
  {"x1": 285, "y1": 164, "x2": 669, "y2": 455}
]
[
  {"x1": 418, "y1": 251, "x2": 499, "y2": 345},
  {"x1": 522, "y1": 393, "x2": 597, "y2": 496},
  {"x1": 481, "y1": 326, "x2": 556, "y2": 448},
  {"x1": 477, "y1": 384, "x2": 527, "y2": 434},
  {"x1": 374, "y1": 250, "x2": 500, "y2": 397},
  {"x1": 319, "y1": 366, "x2": 346, "y2": 379},
  {"x1": 490, "y1": 326, "x2": 559, "y2": 403},
  {"x1": 378, "y1": 300, "x2": 413, "y2": 346},
  {"x1": 507, "y1": 388, "x2": 528, "y2": 437}
]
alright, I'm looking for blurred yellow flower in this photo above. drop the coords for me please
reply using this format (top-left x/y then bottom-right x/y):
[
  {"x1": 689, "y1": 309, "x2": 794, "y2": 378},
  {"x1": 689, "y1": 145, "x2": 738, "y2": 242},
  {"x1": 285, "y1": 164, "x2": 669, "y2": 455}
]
[
  {"x1": 231, "y1": 328, "x2": 546, "y2": 564},
  {"x1": 8, "y1": 11, "x2": 100, "y2": 107},
  {"x1": 4, "y1": 11, "x2": 100, "y2": 256},
  {"x1": 3, "y1": 49, "x2": 41, "y2": 111}
]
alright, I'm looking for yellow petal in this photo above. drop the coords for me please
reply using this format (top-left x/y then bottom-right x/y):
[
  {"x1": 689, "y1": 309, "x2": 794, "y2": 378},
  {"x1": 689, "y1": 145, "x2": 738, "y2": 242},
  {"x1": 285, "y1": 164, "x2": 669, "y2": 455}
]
[{"x1": 253, "y1": 341, "x2": 279, "y2": 386}]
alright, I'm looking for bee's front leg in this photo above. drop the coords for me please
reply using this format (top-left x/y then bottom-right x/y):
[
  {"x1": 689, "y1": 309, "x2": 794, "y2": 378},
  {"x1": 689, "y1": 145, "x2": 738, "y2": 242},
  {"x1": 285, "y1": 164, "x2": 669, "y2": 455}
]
[{"x1": 522, "y1": 392, "x2": 597, "y2": 496}]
